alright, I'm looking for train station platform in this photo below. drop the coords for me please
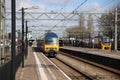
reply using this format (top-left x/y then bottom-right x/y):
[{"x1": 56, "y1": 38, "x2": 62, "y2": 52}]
[
  {"x1": 16, "y1": 47, "x2": 39, "y2": 80},
  {"x1": 60, "y1": 46, "x2": 120, "y2": 59},
  {"x1": 16, "y1": 45, "x2": 71, "y2": 80},
  {"x1": 60, "y1": 46, "x2": 120, "y2": 70}
]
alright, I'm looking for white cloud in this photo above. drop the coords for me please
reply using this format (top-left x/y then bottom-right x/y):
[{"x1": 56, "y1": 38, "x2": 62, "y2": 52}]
[
  {"x1": 42, "y1": 0, "x2": 74, "y2": 5},
  {"x1": 6, "y1": 1, "x2": 104, "y2": 12},
  {"x1": 6, "y1": 0, "x2": 32, "y2": 11},
  {"x1": 89, "y1": 2, "x2": 104, "y2": 12},
  {"x1": 5, "y1": 0, "x2": 46, "y2": 11},
  {"x1": 78, "y1": 2, "x2": 104, "y2": 13},
  {"x1": 19, "y1": 1, "x2": 33, "y2": 8},
  {"x1": 5, "y1": 0, "x2": 76, "y2": 12},
  {"x1": 5, "y1": 0, "x2": 11, "y2": 11}
]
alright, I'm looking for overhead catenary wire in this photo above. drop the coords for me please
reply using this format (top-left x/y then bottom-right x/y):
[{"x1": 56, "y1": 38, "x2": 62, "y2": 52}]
[
  {"x1": 55, "y1": 0, "x2": 69, "y2": 12},
  {"x1": 52, "y1": 0, "x2": 70, "y2": 19},
  {"x1": 72, "y1": 0, "x2": 87, "y2": 13},
  {"x1": 51, "y1": 0, "x2": 88, "y2": 30}
]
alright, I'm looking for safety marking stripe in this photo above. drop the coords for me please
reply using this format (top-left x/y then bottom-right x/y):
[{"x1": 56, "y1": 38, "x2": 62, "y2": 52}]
[
  {"x1": 41, "y1": 53, "x2": 72, "y2": 80},
  {"x1": 33, "y1": 52, "x2": 48, "y2": 80},
  {"x1": 40, "y1": 53, "x2": 57, "y2": 79}
]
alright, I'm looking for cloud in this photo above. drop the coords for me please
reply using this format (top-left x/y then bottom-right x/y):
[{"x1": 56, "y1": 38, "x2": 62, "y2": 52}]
[
  {"x1": 89, "y1": 2, "x2": 104, "y2": 12},
  {"x1": 5, "y1": 0, "x2": 11, "y2": 11},
  {"x1": 78, "y1": 2, "x2": 104, "y2": 13},
  {"x1": 5, "y1": 0, "x2": 75, "y2": 12},
  {"x1": 19, "y1": 1, "x2": 33, "y2": 8},
  {"x1": 42, "y1": 0, "x2": 74, "y2": 5},
  {"x1": 6, "y1": 0, "x2": 32, "y2": 11},
  {"x1": 5, "y1": 0, "x2": 46, "y2": 11},
  {"x1": 18, "y1": 0, "x2": 47, "y2": 11}
]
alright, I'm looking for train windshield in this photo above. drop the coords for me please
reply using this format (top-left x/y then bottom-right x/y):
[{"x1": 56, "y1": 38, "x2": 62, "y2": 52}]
[
  {"x1": 102, "y1": 37, "x2": 110, "y2": 43},
  {"x1": 45, "y1": 38, "x2": 58, "y2": 45}
]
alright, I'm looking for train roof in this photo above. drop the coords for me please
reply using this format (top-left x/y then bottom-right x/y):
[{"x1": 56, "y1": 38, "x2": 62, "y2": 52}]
[{"x1": 45, "y1": 32, "x2": 58, "y2": 38}]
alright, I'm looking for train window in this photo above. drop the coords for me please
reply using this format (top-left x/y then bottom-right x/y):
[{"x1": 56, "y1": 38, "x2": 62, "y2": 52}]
[
  {"x1": 102, "y1": 37, "x2": 110, "y2": 43},
  {"x1": 45, "y1": 38, "x2": 58, "y2": 45}
]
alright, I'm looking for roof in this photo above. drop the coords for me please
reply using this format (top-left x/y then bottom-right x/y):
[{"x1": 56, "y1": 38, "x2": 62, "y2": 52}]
[{"x1": 45, "y1": 32, "x2": 58, "y2": 38}]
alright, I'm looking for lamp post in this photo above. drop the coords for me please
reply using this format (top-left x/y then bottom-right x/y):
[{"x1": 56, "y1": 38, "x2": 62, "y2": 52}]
[
  {"x1": 25, "y1": 20, "x2": 28, "y2": 59},
  {"x1": 19, "y1": 6, "x2": 38, "y2": 68}
]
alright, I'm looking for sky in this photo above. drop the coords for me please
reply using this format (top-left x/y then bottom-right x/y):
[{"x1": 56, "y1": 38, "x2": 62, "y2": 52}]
[
  {"x1": 5, "y1": 0, "x2": 117, "y2": 38},
  {"x1": 6, "y1": 0, "x2": 116, "y2": 12}
]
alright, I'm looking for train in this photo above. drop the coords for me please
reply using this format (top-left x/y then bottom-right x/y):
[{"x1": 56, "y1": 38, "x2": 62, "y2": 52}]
[
  {"x1": 37, "y1": 32, "x2": 59, "y2": 57},
  {"x1": 93, "y1": 36, "x2": 112, "y2": 50},
  {"x1": 59, "y1": 36, "x2": 112, "y2": 50}
]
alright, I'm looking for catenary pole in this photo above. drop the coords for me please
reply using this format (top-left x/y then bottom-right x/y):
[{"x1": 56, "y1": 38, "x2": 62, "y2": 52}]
[
  {"x1": 115, "y1": 8, "x2": 117, "y2": 51},
  {"x1": 21, "y1": 7, "x2": 25, "y2": 67},
  {"x1": 25, "y1": 20, "x2": 28, "y2": 59},
  {"x1": 11, "y1": 0, "x2": 16, "y2": 80}
]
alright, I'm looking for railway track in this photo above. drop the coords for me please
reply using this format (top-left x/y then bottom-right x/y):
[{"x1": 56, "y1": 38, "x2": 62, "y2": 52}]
[
  {"x1": 50, "y1": 52, "x2": 120, "y2": 80},
  {"x1": 50, "y1": 58, "x2": 89, "y2": 80}
]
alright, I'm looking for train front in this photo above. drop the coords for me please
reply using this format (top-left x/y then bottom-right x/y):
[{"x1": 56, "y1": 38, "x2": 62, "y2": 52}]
[
  {"x1": 44, "y1": 32, "x2": 59, "y2": 57},
  {"x1": 100, "y1": 36, "x2": 112, "y2": 50}
]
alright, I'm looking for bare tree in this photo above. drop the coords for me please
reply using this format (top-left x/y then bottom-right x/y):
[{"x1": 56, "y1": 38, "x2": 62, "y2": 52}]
[
  {"x1": 87, "y1": 14, "x2": 94, "y2": 37},
  {"x1": 79, "y1": 13, "x2": 86, "y2": 32}
]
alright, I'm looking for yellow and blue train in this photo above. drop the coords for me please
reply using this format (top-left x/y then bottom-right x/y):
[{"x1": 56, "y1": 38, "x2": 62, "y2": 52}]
[
  {"x1": 37, "y1": 32, "x2": 59, "y2": 57},
  {"x1": 90, "y1": 36, "x2": 112, "y2": 50}
]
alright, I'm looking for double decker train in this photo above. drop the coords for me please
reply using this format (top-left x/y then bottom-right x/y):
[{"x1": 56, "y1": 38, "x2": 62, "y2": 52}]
[
  {"x1": 37, "y1": 32, "x2": 59, "y2": 57},
  {"x1": 93, "y1": 36, "x2": 112, "y2": 50}
]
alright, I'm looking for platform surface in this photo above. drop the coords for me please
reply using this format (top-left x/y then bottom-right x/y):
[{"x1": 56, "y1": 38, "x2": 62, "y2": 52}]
[
  {"x1": 16, "y1": 46, "x2": 71, "y2": 80},
  {"x1": 60, "y1": 46, "x2": 120, "y2": 59}
]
